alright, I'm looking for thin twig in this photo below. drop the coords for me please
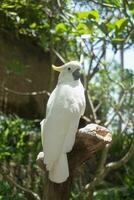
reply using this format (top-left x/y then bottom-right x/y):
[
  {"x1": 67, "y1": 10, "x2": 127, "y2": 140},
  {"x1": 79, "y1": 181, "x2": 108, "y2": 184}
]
[
  {"x1": 87, "y1": 90, "x2": 98, "y2": 122},
  {"x1": 2, "y1": 86, "x2": 50, "y2": 97},
  {"x1": 106, "y1": 137, "x2": 134, "y2": 170},
  {"x1": 85, "y1": 134, "x2": 134, "y2": 193},
  {"x1": 0, "y1": 166, "x2": 41, "y2": 200},
  {"x1": 89, "y1": 44, "x2": 106, "y2": 81},
  {"x1": 94, "y1": 102, "x2": 102, "y2": 113},
  {"x1": 121, "y1": 119, "x2": 130, "y2": 134},
  {"x1": 103, "y1": 65, "x2": 125, "y2": 90},
  {"x1": 91, "y1": 0, "x2": 117, "y2": 8},
  {"x1": 52, "y1": 48, "x2": 66, "y2": 64},
  {"x1": 57, "y1": 0, "x2": 61, "y2": 7},
  {"x1": 105, "y1": 91, "x2": 126, "y2": 127},
  {"x1": 85, "y1": 138, "x2": 134, "y2": 191}
]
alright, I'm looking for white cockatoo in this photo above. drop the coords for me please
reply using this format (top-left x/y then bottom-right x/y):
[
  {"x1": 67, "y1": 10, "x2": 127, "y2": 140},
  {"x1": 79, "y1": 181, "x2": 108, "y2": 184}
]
[{"x1": 40, "y1": 61, "x2": 86, "y2": 183}]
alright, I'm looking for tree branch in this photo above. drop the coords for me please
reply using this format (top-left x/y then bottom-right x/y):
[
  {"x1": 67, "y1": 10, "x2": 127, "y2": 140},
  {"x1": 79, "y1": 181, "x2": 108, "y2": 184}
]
[
  {"x1": 89, "y1": 44, "x2": 106, "y2": 81},
  {"x1": 52, "y1": 48, "x2": 66, "y2": 64},
  {"x1": 85, "y1": 135, "x2": 134, "y2": 196},
  {"x1": 106, "y1": 137, "x2": 134, "y2": 170}
]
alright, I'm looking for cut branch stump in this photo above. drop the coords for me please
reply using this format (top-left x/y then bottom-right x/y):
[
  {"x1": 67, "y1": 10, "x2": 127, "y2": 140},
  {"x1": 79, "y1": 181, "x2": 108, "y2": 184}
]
[{"x1": 36, "y1": 123, "x2": 112, "y2": 200}]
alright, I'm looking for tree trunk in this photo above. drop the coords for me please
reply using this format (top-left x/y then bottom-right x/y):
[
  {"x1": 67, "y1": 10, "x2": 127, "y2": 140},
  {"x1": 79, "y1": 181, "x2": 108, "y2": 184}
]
[
  {"x1": 43, "y1": 175, "x2": 72, "y2": 200},
  {"x1": 36, "y1": 123, "x2": 112, "y2": 200}
]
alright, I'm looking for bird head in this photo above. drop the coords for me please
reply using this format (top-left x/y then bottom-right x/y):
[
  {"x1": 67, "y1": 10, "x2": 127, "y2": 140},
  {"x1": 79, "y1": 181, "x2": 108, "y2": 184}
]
[{"x1": 52, "y1": 61, "x2": 82, "y2": 82}]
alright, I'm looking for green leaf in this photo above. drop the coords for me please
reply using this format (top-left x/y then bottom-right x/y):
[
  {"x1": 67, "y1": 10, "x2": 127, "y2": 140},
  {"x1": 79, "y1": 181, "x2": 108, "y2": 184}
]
[
  {"x1": 100, "y1": 20, "x2": 114, "y2": 34},
  {"x1": 106, "y1": 22, "x2": 115, "y2": 32},
  {"x1": 6, "y1": 59, "x2": 25, "y2": 75},
  {"x1": 76, "y1": 23, "x2": 90, "y2": 34},
  {"x1": 1, "y1": 3, "x2": 15, "y2": 9},
  {"x1": 76, "y1": 10, "x2": 99, "y2": 21},
  {"x1": 88, "y1": 10, "x2": 99, "y2": 22},
  {"x1": 76, "y1": 11, "x2": 91, "y2": 19},
  {"x1": 130, "y1": 9, "x2": 134, "y2": 16},
  {"x1": 55, "y1": 23, "x2": 67, "y2": 32},
  {"x1": 129, "y1": 2, "x2": 134, "y2": 10},
  {"x1": 29, "y1": 22, "x2": 37, "y2": 28},
  {"x1": 111, "y1": 0, "x2": 121, "y2": 7},
  {"x1": 115, "y1": 18, "x2": 128, "y2": 30}
]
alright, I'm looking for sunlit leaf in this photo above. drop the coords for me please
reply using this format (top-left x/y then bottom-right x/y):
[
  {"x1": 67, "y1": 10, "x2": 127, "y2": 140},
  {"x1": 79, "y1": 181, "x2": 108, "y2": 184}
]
[
  {"x1": 111, "y1": 0, "x2": 121, "y2": 7},
  {"x1": 76, "y1": 23, "x2": 90, "y2": 34},
  {"x1": 1, "y1": 3, "x2": 15, "y2": 9},
  {"x1": 88, "y1": 10, "x2": 99, "y2": 21},
  {"x1": 29, "y1": 22, "x2": 37, "y2": 28},
  {"x1": 130, "y1": 9, "x2": 134, "y2": 16},
  {"x1": 114, "y1": 18, "x2": 128, "y2": 30},
  {"x1": 55, "y1": 23, "x2": 67, "y2": 32},
  {"x1": 76, "y1": 11, "x2": 91, "y2": 19},
  {"x1": 76, "y1": 10, "x2": 99, "y2": 21}
]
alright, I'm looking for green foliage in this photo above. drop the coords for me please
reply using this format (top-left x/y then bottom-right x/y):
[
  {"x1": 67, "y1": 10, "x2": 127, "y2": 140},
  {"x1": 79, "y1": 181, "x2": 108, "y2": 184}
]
[
  {"x1": 0, "y1": 180, "x2": 26, "y2": 200},
  {"x1": 0, "y1": 113, "x2": 40, "y2": 162},
  {"x1": 0, "y1": 113, "x2": 43, "y2": 199},
  {"x1": 0, "y1": 0, "x2": 133, "y2": 57},
  {"x1": 94, "y1": 187, "x2": 134, "y2": 200},
  {"x1": 0, "y1": 0, "x2": 46, "y2": 37},
  {"x1": 0, "y1": 0, "x2": 69, "y2": 51},
  {"x1": 6, "y1": 59, "x2": 26, "y2": 75},
  {"x1": 55, "y1": 23, "x2": 68, "y2": 32},
  {"x1": 76, "y1": 10, "x2": 99, "y2": 21}
]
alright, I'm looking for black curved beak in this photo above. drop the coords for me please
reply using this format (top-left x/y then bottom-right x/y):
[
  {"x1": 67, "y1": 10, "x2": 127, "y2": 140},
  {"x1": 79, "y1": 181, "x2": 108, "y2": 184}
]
[{"x1": 72, "y1": 69, "x2": 81, "y2": 80}]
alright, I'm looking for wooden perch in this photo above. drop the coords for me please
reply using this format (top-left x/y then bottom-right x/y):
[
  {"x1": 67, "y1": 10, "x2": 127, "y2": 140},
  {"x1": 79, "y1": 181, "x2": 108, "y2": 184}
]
[{"x1": 36, "y1": 123, "x2": 112, "y2": 200}]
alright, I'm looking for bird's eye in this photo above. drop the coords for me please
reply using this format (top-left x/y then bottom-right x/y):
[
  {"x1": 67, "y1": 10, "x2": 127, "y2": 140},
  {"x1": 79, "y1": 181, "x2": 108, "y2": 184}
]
[{"x1": 68, "y1": 67, "x2": 71, "y2": 71}]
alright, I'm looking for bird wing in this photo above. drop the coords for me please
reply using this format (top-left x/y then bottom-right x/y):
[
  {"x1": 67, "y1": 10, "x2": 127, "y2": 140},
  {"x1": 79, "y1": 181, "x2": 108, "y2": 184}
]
[{"x1": 41, "y1": 83, "x2": 85, "y2": 170}]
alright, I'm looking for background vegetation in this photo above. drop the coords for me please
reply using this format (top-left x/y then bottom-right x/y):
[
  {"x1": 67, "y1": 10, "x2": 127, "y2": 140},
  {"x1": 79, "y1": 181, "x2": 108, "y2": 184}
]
[{"x1": 0, "y1": 0, "x2": 134, "y2": 199}]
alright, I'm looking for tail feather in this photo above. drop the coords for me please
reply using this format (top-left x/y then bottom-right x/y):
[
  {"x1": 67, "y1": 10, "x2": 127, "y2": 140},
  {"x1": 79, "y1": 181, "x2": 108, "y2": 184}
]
[{"x1": 49, "y1": 153, "x2": 69, "y2": 183}]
